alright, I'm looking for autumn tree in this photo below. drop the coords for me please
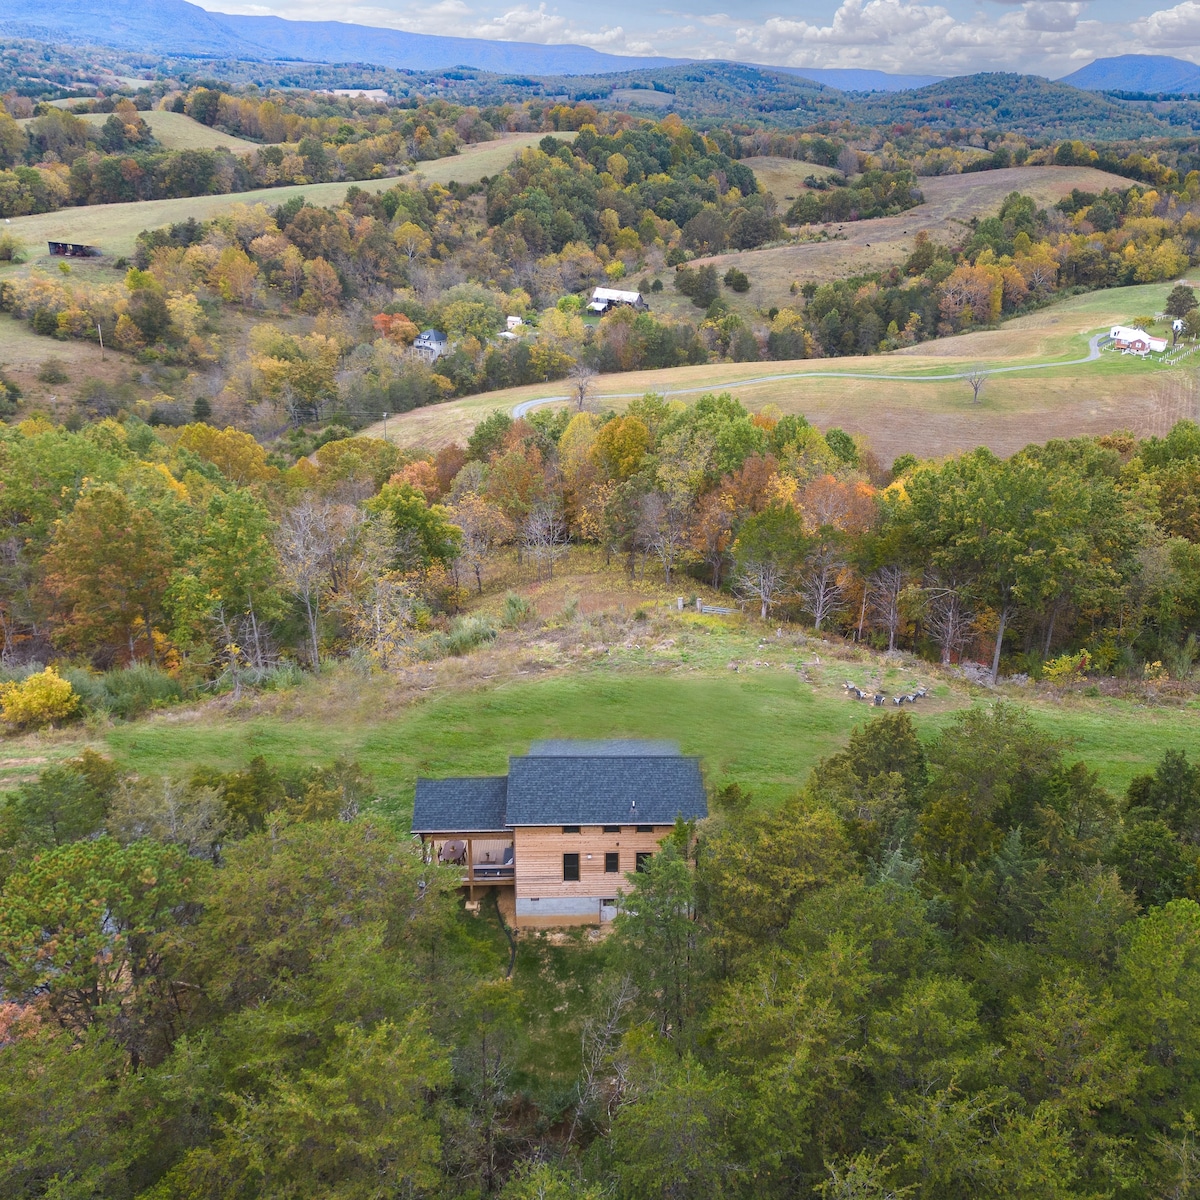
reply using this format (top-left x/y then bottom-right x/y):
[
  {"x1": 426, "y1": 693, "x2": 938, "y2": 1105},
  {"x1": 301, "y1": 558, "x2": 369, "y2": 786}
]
[{"x1": 42, "y1": 484, "x2": 175, "y2": 664}]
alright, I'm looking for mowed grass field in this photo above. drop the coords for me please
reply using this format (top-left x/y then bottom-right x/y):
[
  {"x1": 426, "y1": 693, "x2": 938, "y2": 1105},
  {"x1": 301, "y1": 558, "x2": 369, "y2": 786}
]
[
  {"x1": 369, "y1": 284, "x2": 1199, "y2": 463},
  {"x1": 5, "y1": 594, "x2": 1197, "y2": 818},
  {"x1": 2, "y1": 132, "x2": 556, "y2": 257},
  {"x1": 700, "y1": 164, "x2": 1136, "y2": 313}
]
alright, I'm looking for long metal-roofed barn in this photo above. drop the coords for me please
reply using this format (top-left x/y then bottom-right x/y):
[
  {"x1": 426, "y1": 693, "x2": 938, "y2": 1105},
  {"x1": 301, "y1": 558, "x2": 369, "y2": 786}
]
[{"x1": 412, "y1": 739, "x2": 706, "y2": 928}]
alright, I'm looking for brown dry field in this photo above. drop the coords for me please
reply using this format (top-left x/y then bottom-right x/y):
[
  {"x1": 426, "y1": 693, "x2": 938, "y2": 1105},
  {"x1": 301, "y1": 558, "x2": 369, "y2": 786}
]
[
  {"x1": 739, "y1": 157, "x2": 842, "y2": 204},
  {"x1": 699, "y1": 165, "x2": 1135, "y2": 311},
  {"x1": 370, "y1": 284, "x2": 1200, "y2": 464}
]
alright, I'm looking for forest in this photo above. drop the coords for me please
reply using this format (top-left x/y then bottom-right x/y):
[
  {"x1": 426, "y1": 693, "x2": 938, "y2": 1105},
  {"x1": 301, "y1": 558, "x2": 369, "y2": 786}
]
[
  {"x1": 4, "y1": 692, "x2": 1200, "y2": 1198},
  {"x1": 1, "y1": 399, "x2": 1199, "y2": 727}
]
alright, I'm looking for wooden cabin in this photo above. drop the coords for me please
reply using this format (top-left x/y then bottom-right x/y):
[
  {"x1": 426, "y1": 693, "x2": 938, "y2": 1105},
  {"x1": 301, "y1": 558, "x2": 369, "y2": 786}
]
[{"x1": 412, "y1": 739, "x2": 707, "y2": 928}]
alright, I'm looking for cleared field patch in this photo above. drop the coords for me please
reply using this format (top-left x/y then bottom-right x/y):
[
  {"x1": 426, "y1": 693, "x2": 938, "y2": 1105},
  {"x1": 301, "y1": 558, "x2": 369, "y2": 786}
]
[
  {"x1": 697, "y1": 165, "x2": 1136, "y2": 311},
  {"x1": 745, "y1": 156, "x2": 842, "y2": 204},
  {"x1": 369, "y1": 284, "x2": 1199, "y2": 461},
  {"x1": 410, "y1": 130, "x2": 574, "y2": 184},
  {"x1": 12, "y1": 595, "x2": 1198, "y2": 808},
  {"x1": 18, "y1": 111, "x2": 262, "y2": 153},
  {"x1": 2, "y1": 134, "x2": 555, "y2": 257}
]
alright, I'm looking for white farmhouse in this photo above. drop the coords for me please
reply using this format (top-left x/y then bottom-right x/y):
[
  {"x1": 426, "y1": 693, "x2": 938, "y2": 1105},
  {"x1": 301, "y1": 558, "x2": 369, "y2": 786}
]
[
  {"x1": 586, "y1": 288, "x2": 648, "y2": 314},
  {"x1": 1110, "y1": 325, "x2": 1168, "y2": 355}
]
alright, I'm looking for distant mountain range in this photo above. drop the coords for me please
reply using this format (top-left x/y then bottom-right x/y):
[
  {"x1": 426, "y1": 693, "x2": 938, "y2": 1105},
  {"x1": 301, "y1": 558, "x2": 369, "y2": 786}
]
[
  {"x1": 0, "y1": 0, "x2": 938, "y2": 88},
  {"x1": 1060, "y1": 54, "x2": 1200, "y2": 94}
]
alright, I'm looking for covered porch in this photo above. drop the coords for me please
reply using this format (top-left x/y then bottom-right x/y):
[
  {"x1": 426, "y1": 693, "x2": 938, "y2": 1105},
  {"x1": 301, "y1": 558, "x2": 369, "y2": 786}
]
[{"x1": 420, "y1": 833, "x2": 515, "y2": 897}]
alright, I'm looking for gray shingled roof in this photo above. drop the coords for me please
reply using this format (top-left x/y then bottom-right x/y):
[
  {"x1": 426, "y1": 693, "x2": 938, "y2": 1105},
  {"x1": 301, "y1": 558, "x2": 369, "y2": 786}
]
[
  {"x1": 411, "y1": 776, "x2": 508, "y2": 833},
  {"x1": 505, "y1": 753, "x2": 706, "y2": 826},
  {"x1": 528, "y1": 739, "x2": 682, "y2": 757}
]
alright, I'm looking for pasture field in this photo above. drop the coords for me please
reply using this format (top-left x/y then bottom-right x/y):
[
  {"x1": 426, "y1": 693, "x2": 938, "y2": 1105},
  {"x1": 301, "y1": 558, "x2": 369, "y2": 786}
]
[
  {"x1": 409, "y1": 130, "x2": 573, "y2": 184},
  {"x1": 368, "y1": 284, "x2": 1200, "y2": 462},
  {"x1": 1, "y1": 132, "x2": 555, "y2": 257},
  {"x1": 699, "y1": 165, "x2": 1135, "y2": 312},
  {"x1": 4, "y1": 574, "x2": 1196, "y2": 815},
  {"x1": 745, "y1": 156, "x2": 843, "y2": 204},
  {"x1": 18, "y1": 110, "x2": 262, "y2": 153}
]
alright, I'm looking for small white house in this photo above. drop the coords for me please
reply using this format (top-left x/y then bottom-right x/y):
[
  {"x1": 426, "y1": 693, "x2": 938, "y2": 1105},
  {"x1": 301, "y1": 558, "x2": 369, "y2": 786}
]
[
  {"x1": 412, "y1": 329, "x2": 450, "y2": 360},
  {"x1": 1110, "y1": 325, "x2": 1168, "y2": 355},
  {"x1": 586, "y1": 288, "x2": 648, "y2": 315}
]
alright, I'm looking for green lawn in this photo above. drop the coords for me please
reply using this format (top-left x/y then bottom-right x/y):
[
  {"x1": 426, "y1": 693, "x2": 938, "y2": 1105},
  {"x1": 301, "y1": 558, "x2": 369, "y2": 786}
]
[{"x1": 31, "y1": 664, "x2": 1199, "y2": 821}]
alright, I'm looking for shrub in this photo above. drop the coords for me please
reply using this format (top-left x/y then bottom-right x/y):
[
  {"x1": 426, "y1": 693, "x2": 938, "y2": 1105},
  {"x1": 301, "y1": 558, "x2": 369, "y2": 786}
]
[
  {"x1": 439, "y1": 616, "x2": 497, "y2": 656},
  {"x1": 37, "y1": 357, "x2": 69, "y2": 385},
  {"x1": 501, "y1": 592, "x2": 535, "y2": 628},
  {"x1": 0, "y1": 231, "x2": 26, "y2": 262},
  {"x1": 98, "y1": 664, "x2": 184, "y2": 719},
  {"x1": 1043, "y1": 649, "x2": 1090, "y2": 683},
  {"x1": 723, "y1": 267, "x2": 751, "y2": 293},
  {"x1": 0, "y1": 666, "x2": 80, "y2": 729}
]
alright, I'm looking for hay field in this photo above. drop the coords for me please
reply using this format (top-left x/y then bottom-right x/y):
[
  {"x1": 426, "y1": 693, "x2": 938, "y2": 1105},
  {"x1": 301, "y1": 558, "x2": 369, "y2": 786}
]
[
  {"x1": 745, "y1": 157, "x2": 842, "y2": 204},
  {"x1": 368, "y1": 284, "x2": 1200, "y2": 462},
  {"x1": 18, "y1": 111, "x2": 261, "y2": 153},
  {"x1": 1, "y1": 133, "x2": 556, "y2": 257},
  {"x1": 697, "y1": 165, "x2": 1136, "y2": 311},
  {"x1": 409, "y1": 131, "x2": 573, "y2": 184}
]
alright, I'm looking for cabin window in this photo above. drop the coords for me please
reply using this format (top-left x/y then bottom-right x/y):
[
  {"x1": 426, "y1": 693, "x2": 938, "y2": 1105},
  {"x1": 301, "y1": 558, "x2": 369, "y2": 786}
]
[
  {"x1": 605, "y1": 852, "x2": 619, "y2": 873},
  {"x1": 563, "y1": 853, "x2": 580, "y2": 882},
  {"x1": 635, "y1": 851, "x2": 652, "y2": 872},
  {"x1": 562, "y1": 825, "x2": 581, "y2": 834},
  {"x1": 636, "y1": 825, "x2": 653, "y2": 833},
  {"x1": 602, "y1": 825, "x2": 620, "y2": 833}
]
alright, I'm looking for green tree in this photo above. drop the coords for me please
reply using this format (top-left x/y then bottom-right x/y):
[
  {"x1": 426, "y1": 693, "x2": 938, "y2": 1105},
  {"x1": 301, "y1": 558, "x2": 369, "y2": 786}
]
[
  {"x1": 42, "y1": 483, "x2": 175, "y2": 663},
  {"x1": 614, "y1": 839, "x2": 700, "y2": 1040},
  {"x1": 0, "y1": 837, "x2": 203, "y2": 1063},
  {"x1": 732, "y1": 503, "x2": 805, "y2": 619},
  {"x1": 365, "y1": 481, "x2": 463, "y2": 570},
  {"x1": 1166, "y1": 284, "x2": 1197, "y2": 320},
  {"x1": 165, "y1": 1016, "x2": 449, "y2": 1199},
  {"x1": 903, "y1": 448, "x2": 1121, "y2": 682},
  {"x1": 604, "y1": 1044, "x2": 736, "y2": 1200}
]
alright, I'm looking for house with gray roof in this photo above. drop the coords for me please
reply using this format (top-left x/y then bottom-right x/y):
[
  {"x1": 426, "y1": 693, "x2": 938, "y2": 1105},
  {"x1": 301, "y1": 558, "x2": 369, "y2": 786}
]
[{"x1": 412, "y1": 739, "x2": 707, "y2": 928}]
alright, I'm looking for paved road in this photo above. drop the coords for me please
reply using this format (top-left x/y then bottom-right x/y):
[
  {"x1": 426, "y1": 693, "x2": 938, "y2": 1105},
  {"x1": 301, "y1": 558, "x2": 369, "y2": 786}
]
[{"x1": 511, "y1": 333, "x2": 1107, "y2": 419}]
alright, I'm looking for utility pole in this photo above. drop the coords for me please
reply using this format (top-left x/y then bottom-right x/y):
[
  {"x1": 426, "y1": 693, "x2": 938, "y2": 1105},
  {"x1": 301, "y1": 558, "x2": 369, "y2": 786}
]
[
  {"x1": 97, "y1": 323, "x2": 105, "y2": 360},
  {"x1": 383, "y1": 410, "x2": 389, "y2": 441}
]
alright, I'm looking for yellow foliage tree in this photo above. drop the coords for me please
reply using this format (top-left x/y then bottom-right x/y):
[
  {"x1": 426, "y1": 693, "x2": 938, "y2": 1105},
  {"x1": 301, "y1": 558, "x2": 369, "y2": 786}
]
[{"x1": 0, "y1": 667, "x2": 80, "y2": 730}]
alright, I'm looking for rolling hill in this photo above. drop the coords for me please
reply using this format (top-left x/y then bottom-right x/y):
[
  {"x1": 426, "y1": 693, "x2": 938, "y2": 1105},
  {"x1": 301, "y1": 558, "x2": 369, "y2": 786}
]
[
  {"x1": 1061, "y1": 54, "x2": 1200, "y2": 94},
  {"x1": 849, "y1": 72, "x2": 1176, "y2": 137},
  {"x1": 0, "y1": 0, "x2": 683, "y2": 75}
]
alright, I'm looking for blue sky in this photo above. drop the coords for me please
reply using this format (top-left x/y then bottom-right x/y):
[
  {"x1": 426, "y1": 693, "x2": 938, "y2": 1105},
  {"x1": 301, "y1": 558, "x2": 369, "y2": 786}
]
[{"x1": 198, "y1": 0, "x2": 1200, "y2": 76}]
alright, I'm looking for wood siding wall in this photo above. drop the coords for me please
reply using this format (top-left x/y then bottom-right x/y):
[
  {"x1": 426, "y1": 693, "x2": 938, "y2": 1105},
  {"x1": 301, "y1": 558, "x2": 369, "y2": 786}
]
[{"x1": 512, "y1": 825, "x2": 670, "y2": 902}]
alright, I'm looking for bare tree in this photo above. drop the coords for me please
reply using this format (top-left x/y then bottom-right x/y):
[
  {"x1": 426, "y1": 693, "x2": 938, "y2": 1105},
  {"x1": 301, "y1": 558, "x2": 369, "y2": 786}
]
[
  {"x1": 735, "y1": 555, "x2": 789, "y2": 620},
  {"x1": 869, "y1": 565, "x2": 907, "y2": 652},
  {"x1": 924, "y1": 579, "x2": 974, "y2": 665},
  {"x1": 451, "y1": 493, "x2": 512, "y2": 594},
  {"x1": 798, "y1": 542, "x2": 848, "y2": 631},
  {"x1": 964, "y1": 364, "x2": 988, "y2": 405},
  {"x1": 637, "y1": 491, "x2": 689, "y2": 584},
  {"x1": 569, "y1": 362, "x2": 598, "y2": 411},
  {"x1": 566, "y1": 973, "x2": 637, "y2": 1144},
  {"x1": 522, "y1": 502, "x2": 567, "y2": 581},
  {"x1": 275, "y1": 499, "x2": 363, "y2": 666}
]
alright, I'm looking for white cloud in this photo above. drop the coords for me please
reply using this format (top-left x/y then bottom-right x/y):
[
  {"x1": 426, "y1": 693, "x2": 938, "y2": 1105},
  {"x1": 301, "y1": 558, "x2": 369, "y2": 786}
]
[{"x1": 197, "y1": 0, "x2": 1200, "y2": 74}]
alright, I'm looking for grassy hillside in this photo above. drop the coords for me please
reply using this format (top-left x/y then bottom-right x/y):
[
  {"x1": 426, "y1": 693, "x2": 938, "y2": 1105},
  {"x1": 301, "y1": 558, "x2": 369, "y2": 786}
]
[
  {"x1": 369, "y1": 284, "x2": 1197, "y2": 463},
  {"x1": 17, "y1": 109, "x2": 262, "y2": 152},
  {"x1": 5, "y1": 564, "x2": 1196, "y2": 813},
  {"x1": 2, "y1": 132, "x2": 553, "y2": 256},
  {"x1": 695, "y1": 165, "x2": 1136, "y2": 312}
]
